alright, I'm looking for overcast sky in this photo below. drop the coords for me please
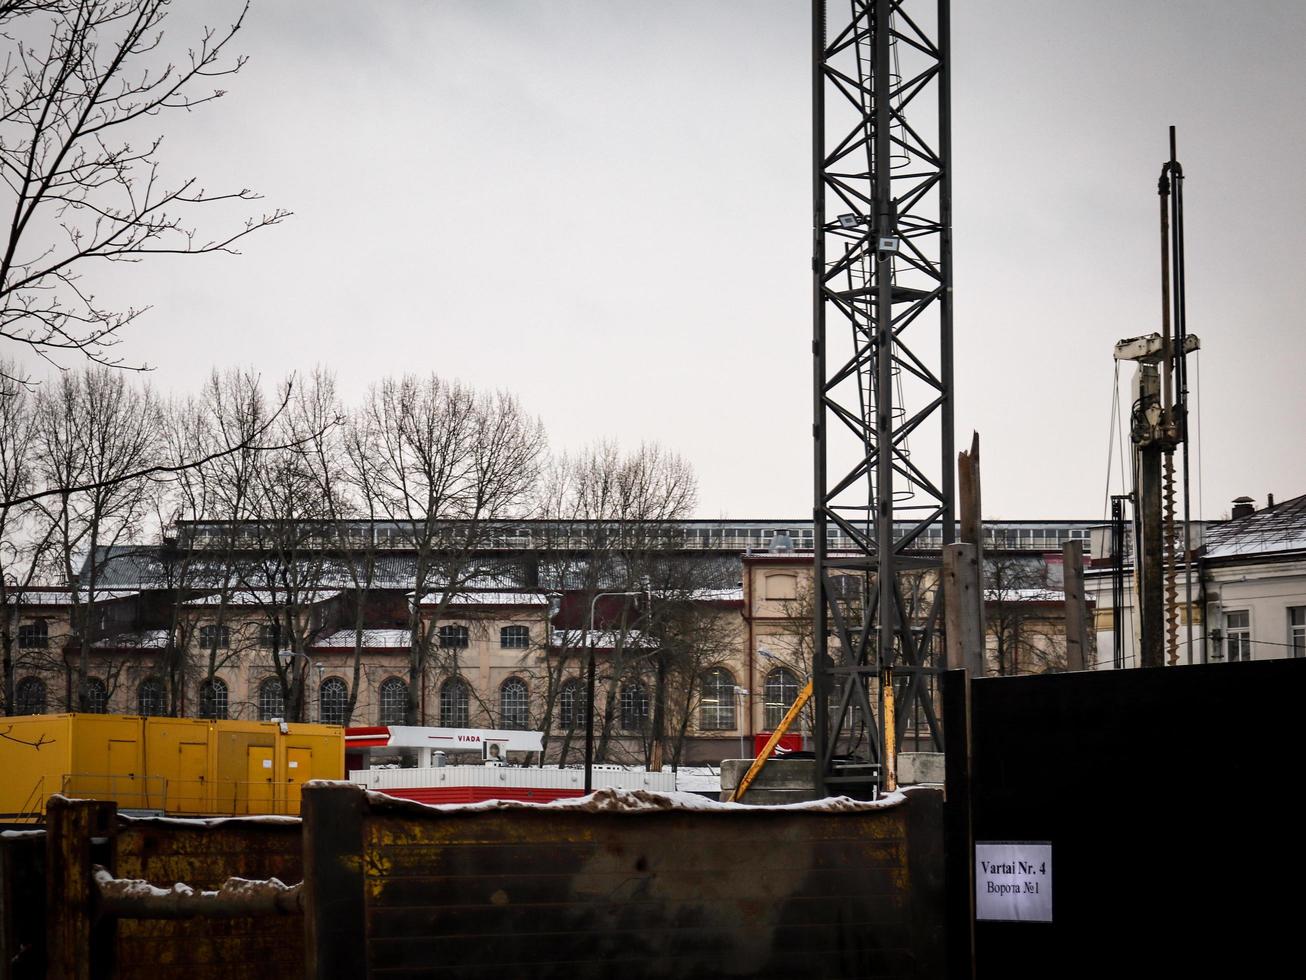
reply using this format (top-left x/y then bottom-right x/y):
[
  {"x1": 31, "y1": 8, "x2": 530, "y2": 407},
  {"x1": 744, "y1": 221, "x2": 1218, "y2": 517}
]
[{"x1": 15, "y1": 1, "x2": 1306, "y2": 522}]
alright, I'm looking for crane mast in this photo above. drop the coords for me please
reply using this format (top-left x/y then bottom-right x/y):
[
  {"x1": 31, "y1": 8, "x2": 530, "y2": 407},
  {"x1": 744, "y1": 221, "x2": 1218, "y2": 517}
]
[{"x1": 811, "y1": 0, "x2": 953, "y2": 797}]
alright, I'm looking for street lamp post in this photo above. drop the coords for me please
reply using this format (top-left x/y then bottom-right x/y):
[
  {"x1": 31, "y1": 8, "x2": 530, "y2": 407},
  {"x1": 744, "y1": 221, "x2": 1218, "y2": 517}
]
[
  {"x1": 735, "y1": 686, "x2": 750, "y2": 759},
  {"x1": 584, "y1": 587, "x2": 651, "y2": 794}
]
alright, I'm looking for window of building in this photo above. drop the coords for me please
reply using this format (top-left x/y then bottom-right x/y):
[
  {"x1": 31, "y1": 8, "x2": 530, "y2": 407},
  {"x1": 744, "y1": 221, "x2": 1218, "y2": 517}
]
[
  {"x1": 258, "y1": 623, "x2": 279, "y2": 648},
  {"x1": 1226, "y1": 611, "x2": 1251, "y2": 662},
  {"x1": 764, "y1": 667, "x2": 801, "y2": 729},
  {"x1": 559, "y1": 678, "x2": 587, "y2": 730},
  {"x1": 199, "y1": 677, "x2": 228, "y2": 719},
  {"x1": 699, "y1": 667, "x2": 736, "y2": 731},
  {"x1": 620, "y1": 683, "x2": 649, "y2": 733},
  {"x1": 500, "y1": 677, "x2": 529, "y2": 730},
  {"x1": 15, "y1": 676, "x2": 46, "y2": 715},
  {"x1": 258, "y1": 677, "x2": 285, "y2": 721},
  {"x1": 17, "y1": 621, "x2": 48, "y2": 649},
  {"x1": 765, "y1": 574, "x2": 798, "y2": 601},
  {"x1": 500, "y1": 625, "x2": 530, "y2": 649},
  {"x1": 1291, "y1": 608, "x2": 1306, "y2": 659},
  {"x1": 137, "y1": 678, "x2": 166, "y2": 716},
  {"x1": 440, "y1": 678, "x2": 469, "y2": 727},
  {"x1": 438, "y1": 624, "x2": 469, "y2": 649},
  {"x1": 82, "y1": 677, "x2": 109, "y2": 714},
  {"x1": 198, "y1": 624, "x2": 230, "y2": 649},
  {"x1": 378, "y1": 677, "x2": 407, "y2": 725},
  {"x1": 320, "y1": 677, "x2": 348, "y2": 725}
]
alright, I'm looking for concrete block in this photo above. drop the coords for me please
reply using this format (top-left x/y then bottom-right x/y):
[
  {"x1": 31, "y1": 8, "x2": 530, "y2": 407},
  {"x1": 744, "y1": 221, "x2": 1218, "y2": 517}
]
[
  {"x1": 898, "y1": 752, "x2": 946, "y2": 786},
  {"x1": 718, "y1": 758, "x2": 819, "y2": 804}
]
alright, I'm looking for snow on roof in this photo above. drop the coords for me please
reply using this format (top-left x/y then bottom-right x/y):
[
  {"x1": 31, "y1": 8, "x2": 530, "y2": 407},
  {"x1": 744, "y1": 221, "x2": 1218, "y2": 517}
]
[
  {"x1": 93, "y1": 629, "x2": 169, "y2": 649},
  {"x1": 652, "y1": 587, "x2": 744, "y2": 603},
  {"x1": 7, "y1": 589, "x2": 137, "y2": 606},
  {"x1": 983, "y1": 588, "x2": 1064, "y2": 602},
  {"x1": 549, "y1": 628, "x2": 656, "y2": 649},
  {"x1": 312, "y1": 629, "x2": 412, "y2": 649},
  {"x1": 422, "y1": 591, "x2": 550, "y2": 607},
  {"x1": 1204, "y1": 493, "x2": 1306, "y2": 559},
  {"x1": 185, "y1": 589, "x2": 342, "y2": 606}
]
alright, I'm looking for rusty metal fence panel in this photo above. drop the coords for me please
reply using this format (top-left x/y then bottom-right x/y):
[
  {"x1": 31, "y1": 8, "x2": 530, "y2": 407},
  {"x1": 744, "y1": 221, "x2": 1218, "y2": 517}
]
[
  {"x1": 44, "y1": 799, "x2": 304, "y2": 980},
  {"x1": 304, "y1": 785, "x2": 946, "y2": 980}
]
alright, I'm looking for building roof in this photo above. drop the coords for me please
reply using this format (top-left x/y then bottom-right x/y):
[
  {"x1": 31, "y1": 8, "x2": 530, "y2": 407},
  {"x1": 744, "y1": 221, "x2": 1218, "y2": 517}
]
[
  {"x1": 437, "y1": 591, "x2": 551, "y2": 607},
  {"x1": 184, "y1": 589, "x2": 343, "y2": 607},
  {"x1": 7, "y1": 589, "x2": 137, "y2": 606},
  {"x1": 92, "y1": 629, "x2": 169, "y2": 649},
  {"x1": 1204, "y1": 493, "x2": 1306, "y2": 560},
  {"x1": 312, "y1": 629, "x2": 412, "y2": 649},
  {"x1": 549, "y1": 629, "x2": 656, "y2": 650}
]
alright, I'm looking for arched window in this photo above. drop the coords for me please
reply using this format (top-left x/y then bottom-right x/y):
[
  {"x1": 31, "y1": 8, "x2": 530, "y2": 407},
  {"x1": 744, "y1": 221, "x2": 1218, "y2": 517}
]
[
  {"x1": 84, "y1": 677, "x2": 109, "y2": 714},
  {"x1": 320, "y1": 677, "x2": 348, "y2": 725},
  {"x1": 440, "y1": 677, "x2": 469, "y2": 727},
  {"x1": 137, "y1": 678, "x2": 167, "y2": 716},
  {"x1": 199, "y1": 677, "x2": 228, "y2": 720},
  {"x1": 15, "y1": 676, "x2": 46, "y2": 715},
  {"x1": 699, "y1": 667, "x2": 736, "y2": 731},
  {"x1": 559, "y1": 678, "x2": 587, "y2": 730},
  {"x1": 499, "y1": 677, "x2": 529, "y2": 729},
  {"x1": 438, "y1": 624, "x2": 469, "y2": 649},
  {"x1": 620, "y1": 683, "x2": 649, "y2": 733},
  {"x1": 765, "y1": 573, "x2": 798, "y2": 601},
  {"x1": 378, "y1": 677, "x2": 407, "y2": 725},
  {"x1": 258, "y1": 678, "x2": 285, "y2": 721},
  {"x1": 764, "y1": 667, "x2": 801, "y2": 729}
]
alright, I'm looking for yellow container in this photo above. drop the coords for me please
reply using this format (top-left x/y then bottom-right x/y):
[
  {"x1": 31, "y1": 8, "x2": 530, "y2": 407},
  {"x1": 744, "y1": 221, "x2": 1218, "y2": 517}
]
[{"x1": 0, "y1": 713, "x2": 343, "y2": 820}]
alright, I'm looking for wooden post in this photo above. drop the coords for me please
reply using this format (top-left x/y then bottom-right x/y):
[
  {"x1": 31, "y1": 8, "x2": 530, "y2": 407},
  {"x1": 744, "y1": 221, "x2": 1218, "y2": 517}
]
[
  {"x1": 303, "y1": 782, "x2": 368, "y2": 980},
  {"x1": 46, "y1": 798, "x2": 116, "y2": 980},
  {"x1": 944, "y1": 543, "x2": 985, "y2": 675},
  {"x1": 958, "y1": 432, "x2": 986, "y2": 663},
  {"x1": 1063, "y1": 539, "x2": 1089, "y2": 671},
  {"x1": 958, "y1": 431, "x2": 983, "y2": 551}
]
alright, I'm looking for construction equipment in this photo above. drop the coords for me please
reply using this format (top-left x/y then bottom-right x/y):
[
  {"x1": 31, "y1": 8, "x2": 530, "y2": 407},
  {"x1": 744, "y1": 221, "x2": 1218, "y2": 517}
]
[
  {"x1": 1112, "y1": 127, "x2": 1199, "y2": 668},
  {"x1": 729, "y1": 679, "x2": 813, "y2": 802},
  {"x1": 811, "y1": 0, "x2": 953, "y2": 798}
]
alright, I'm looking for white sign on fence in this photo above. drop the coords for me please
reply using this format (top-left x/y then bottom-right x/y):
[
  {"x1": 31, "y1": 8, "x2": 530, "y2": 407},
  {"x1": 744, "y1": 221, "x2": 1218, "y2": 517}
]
[{"x1": 975, "y1": 841, "x2": 1052, "y2": 922}]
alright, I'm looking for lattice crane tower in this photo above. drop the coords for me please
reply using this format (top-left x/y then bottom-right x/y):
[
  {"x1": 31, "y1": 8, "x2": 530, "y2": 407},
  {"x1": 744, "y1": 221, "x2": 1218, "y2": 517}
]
[{"x1": 811, "y1": 0, "x2": 953, "y2": 797}]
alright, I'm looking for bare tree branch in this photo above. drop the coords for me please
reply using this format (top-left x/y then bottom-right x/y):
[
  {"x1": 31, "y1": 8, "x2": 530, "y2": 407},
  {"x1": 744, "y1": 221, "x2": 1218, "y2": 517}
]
[{"x1": 0, "y1": 0, "x2": 288, "y2": 369}]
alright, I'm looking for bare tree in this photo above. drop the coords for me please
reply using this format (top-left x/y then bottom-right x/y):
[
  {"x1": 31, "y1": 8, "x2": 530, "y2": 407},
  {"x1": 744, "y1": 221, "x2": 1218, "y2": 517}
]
[
  {"x1": 0, "y1": 359, "x2": 57, "y2": 712},
  {"x1": 0, "y1": 0, "x2": 287, "y2": 373},
  {"x1": 32, "y1": 365, "x2": 159, "y2": 708},
  {"x1": 535, "y1": 441, "x2": 698, "y2": 765},
  {"x1": 148, "y1": 368, "x2": 279, "y2": 715},
  {"x1": 236, "y1": 400, "x2": 337, "y2": 723},
  {"x1": 359, "y1": 374, "x2": 544, "y2": 726},
  {"x1": 984, "y1": 553, "x2": 1063, "y2": 675}
]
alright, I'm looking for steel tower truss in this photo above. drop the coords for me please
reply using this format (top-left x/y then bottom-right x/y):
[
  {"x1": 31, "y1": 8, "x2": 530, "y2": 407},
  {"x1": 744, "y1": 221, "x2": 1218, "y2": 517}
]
[{"x1": 811, "y1": 0, "x2": 953, "y2": 796}]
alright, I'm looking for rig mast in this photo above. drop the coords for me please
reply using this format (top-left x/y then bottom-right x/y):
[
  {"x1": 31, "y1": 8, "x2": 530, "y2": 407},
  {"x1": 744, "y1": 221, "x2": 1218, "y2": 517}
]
[{"x1": 811, "y1": 0, "x2": 954, "y2": 796}]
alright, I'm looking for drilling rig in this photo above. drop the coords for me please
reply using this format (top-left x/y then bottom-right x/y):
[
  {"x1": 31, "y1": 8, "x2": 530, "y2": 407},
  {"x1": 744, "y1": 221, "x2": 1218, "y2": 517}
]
[{"x1": 1113, "y1": 128, "x2": 1199, "y2": 669}]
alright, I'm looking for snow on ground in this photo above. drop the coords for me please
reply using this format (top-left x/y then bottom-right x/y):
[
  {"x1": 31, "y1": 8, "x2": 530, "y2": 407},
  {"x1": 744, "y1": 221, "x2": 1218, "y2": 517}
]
[{"x1": 301, "y1": 780, "x2": 906, "y2": 815}]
